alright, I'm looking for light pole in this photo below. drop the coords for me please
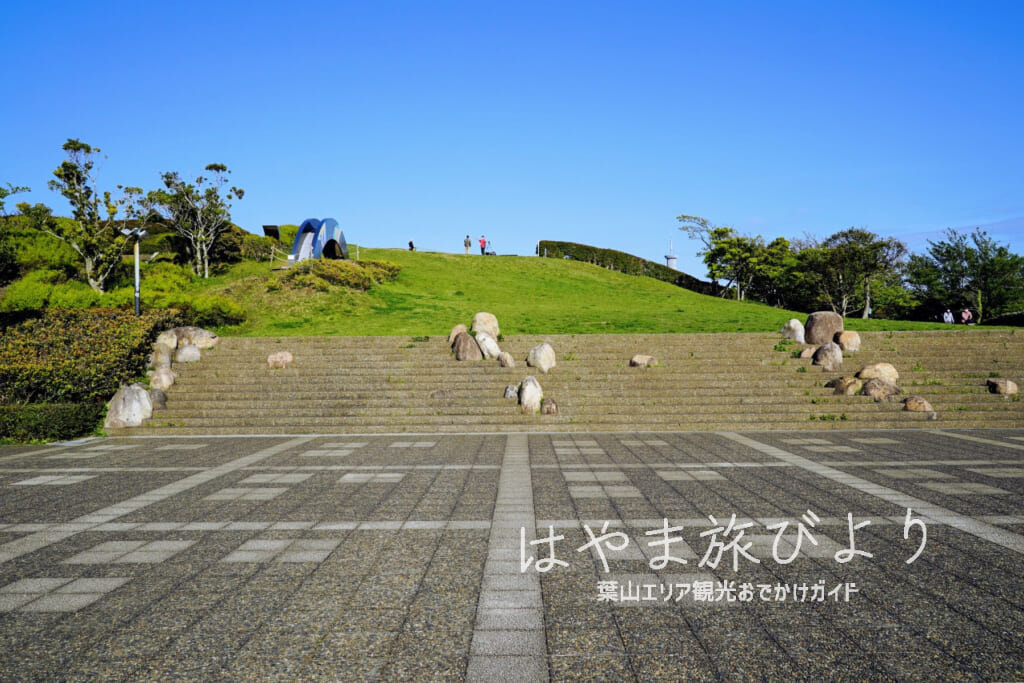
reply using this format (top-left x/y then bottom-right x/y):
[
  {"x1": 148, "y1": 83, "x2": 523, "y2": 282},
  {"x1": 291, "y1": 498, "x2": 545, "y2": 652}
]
[{"x1": 121, "y1": 228, "x2": 148, "y2": 316}]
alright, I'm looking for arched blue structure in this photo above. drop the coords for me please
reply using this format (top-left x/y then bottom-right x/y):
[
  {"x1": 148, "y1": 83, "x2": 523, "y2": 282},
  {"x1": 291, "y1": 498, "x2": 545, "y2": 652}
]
[{"x1": 289, "y1": 218, "x2": 348, "y2": 262}]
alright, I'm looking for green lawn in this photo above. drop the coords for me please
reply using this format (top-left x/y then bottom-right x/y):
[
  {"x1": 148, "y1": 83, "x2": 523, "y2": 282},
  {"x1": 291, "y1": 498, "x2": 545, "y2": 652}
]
[{"x1": 195, "y1": 248, "x2": 950, "y2": 337}]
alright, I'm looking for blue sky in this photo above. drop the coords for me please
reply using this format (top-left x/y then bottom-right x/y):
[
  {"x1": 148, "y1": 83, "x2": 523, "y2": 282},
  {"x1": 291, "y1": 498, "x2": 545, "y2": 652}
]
[{"x1": 3, "y1": 1, "x2": 1022, "y2": 278}]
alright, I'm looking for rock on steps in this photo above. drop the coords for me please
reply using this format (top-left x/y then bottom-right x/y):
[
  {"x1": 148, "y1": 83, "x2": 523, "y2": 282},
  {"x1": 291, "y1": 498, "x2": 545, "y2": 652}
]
[{"x1": 115, "y1": 330, "x2": 1024, "y2": 435}]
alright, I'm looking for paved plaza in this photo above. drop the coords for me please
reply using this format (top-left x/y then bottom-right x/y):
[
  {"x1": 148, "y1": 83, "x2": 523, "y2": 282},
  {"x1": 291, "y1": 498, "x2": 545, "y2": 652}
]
[{"x1": 1, "y1": 429, "x2": 1023, "y2": 680}]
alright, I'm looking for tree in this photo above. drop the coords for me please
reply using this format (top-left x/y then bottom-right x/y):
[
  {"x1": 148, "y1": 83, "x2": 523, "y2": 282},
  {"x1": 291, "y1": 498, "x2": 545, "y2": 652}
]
[
  {"x1": 907, "y1": 228, "x2": 1024, "y2": 322},
  {"x1": 0, "y1": 183, "x2": 30, "y2": 285},
  {"x1": 16, "y1": 139, "x2": 129, "y2": 293},
  {"x1": 798, "y1": 229, "x2": 906, "y2": 317},
  {"x1": 149, "y1": 164, "x2": 243, "y2": 278},
  {"x1": 0, "y1": 182, "x2": 30, "y2": 217}
]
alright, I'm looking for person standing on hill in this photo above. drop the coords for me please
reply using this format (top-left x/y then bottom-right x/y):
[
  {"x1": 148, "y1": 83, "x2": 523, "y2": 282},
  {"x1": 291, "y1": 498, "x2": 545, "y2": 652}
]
[
  {"x1": 464, "y1": 235, "x2": 471, "y2": 255},
  {"x1": 479, "y1": 235, "x2": 486, "y2": 255},
  {"x1": 943, "y1": 309, "x2": 954, "y2": 324}
]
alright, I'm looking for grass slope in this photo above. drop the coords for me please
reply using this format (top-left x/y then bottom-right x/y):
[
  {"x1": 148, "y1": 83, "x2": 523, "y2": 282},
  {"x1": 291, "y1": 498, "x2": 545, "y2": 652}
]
[{"x1": 197, "y1": 248, "x2": 949, "y2": 337}]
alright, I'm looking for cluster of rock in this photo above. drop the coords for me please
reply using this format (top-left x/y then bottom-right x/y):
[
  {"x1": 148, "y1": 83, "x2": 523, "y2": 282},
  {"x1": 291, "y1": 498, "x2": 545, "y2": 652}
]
[
  {"x1": 782, "y1": 313, "x2": 861, "y2": 372},
  {"x1": 502, "y1": 376, "x2": 557, "y2": 414},
  {"x1": 104, "y1": 326, "x2": 219, "y2": 429},
  {"x1": 446, "y1": 312, "x2": 559, "y2": 414},
  {"x1": 782, "y1": 314, "x2": 936, "y2": 417}
]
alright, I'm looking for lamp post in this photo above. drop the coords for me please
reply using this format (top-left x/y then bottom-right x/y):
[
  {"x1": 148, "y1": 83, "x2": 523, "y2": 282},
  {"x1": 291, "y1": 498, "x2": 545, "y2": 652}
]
[{"x1": 121, "y1": 228, "x2": 148, "y2": 316}]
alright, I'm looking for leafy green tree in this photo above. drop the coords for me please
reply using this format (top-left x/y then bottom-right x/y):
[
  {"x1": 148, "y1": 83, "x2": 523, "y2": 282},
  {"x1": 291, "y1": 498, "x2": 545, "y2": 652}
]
[
  {"x1": 0, "y1": 182, "x2": 30, "y2": 217},
  {"x1": 0, "y1": 183, "x2": 30, "y2": 285},
  {"x1": 16, "y1": 140, "x2": 129, "y2": 293},
  {"x1": 797, "y1": 229, "x2": 906, "y2": 317},
  {"x1": 149, "y1": 164, "x2": 243, "y2": 278},
  {"x1": 907, "y1": 228, "x2": 1024, "y2": 322}
]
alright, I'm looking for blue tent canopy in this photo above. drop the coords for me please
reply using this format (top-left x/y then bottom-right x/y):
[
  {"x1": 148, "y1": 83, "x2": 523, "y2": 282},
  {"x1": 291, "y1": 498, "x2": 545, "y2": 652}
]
[{"x1": 290, "y1": 218, "x2": 348, "y2": 261}]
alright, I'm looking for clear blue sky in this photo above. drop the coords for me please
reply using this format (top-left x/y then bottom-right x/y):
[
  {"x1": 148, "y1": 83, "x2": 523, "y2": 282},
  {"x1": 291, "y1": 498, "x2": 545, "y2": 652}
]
[{"x1": 3, "y1": 1, "x2": 1022, "y2": 278}]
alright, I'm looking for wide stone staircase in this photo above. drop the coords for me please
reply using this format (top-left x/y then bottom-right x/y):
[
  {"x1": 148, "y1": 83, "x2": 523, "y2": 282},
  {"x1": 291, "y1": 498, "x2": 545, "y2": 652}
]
[{"x1": 116, "y1": 329, "x2": 1024, "y2": 435}]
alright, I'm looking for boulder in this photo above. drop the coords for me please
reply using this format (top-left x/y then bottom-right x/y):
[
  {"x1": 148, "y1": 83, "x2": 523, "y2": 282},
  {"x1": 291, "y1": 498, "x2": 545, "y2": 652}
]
[
  {"x1": 780, "y1": 319, "x2": 805, "y2": 344},
  {"x1": 526, "y1": 343, "x2": 557, "y2": 373},
  {"x1": 856, "y1": 363, "x2": 899, "y2": 383},
  {"x1": 987, "y1": 378, "x2": 1019, "y2": 395},
  {"x1": 861, "y1": 378, "x2": 901, "y2": 402},
  {"x1": 174, "y1": 344, "x2": 202, "y2": 363},
  {"x1": 452, "y1": 331, "x2": 483, "y2": 361},
  {"x1": 798, "y1": 347, "x2": 816, "y2": 359},
  {"x1": 630, "y1": 354, "x2": 657, "y2": 368},
  {"x1": 504, "y1": 384, "x2": 519, "y2": 399},
  {"x1": 518, "y1": 376, "x2": 543, "y2": 413},
  {"x1": 149, "y1": 342, "x2": 172, "y2": 370},
  {"x1": 104, "y1": 383, "x2": 153, "y2": 429},
  {"x1": 148, "y1": 388, "x2": 167, "y2": 410},
  {"x1": 834, "y1": 330, "x2": 861, "y2": 352},
  {"x1": 805, "y1": 311, "x2": 844, "y2": 346},
  {"x1": 155, "y1": 330, "x2": 179, "y2": 351},
  {"x1": 902, "y1": 396, "x2": 934, "y2": 412},
  {"x1": 826, "y1": 376, "x2": 864, "y2": 396},
  {"x1": 170, "y1": 326, "x2": 219, "y2": 349},
  {"x1": 448, "y1": 324, "x2": 468, "y2": 345},
  {"x1": 498, "y1": 351, "x2": 516, "y2": 368},
  {"x1": 475, "y1": 332, "x2": 502, "y2": 360},
  {"x1": 150, "y1": 367, "x2": 177, "y2": 391},
  {"x1": 267, "y1": 350, "x2": 294, "y2": 369},
  {"x1": 541, "y1": 398, "x2": 558, "y2": 415},
  {"x1": 812, "y1": 342, "x2": 843, "y2": 372},
  {"x1": 471, "y1": 312, "x2": 500, "y2": 340}
]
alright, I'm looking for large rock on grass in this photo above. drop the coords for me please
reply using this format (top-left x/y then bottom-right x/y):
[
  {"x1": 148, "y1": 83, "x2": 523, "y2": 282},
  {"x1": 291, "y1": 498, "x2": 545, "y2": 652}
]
[
  {"x1": 805, "y1": 311, "x2": 843, "y2": 346},
  {"x1": 452, "y1": 331, "x2": 483, "y2": 361},
  {"x1": 498, "y1": 352, "x2": 516, "y2": 368},
  {"x1": 104, "y1": 383, "x2": 153, "y2": 429},
  {"x1": 630, "y1": 354, "x2": 657, "y2": 368},
  {"x1": 526, "y1": 343, "x2": 557, "y2": 373},
  {"x1": 812, "y1": 342, "x2": 843, "y2": 372},
  {"x1": 471, "y1": 312, "x2": 500, "y2": 340}
]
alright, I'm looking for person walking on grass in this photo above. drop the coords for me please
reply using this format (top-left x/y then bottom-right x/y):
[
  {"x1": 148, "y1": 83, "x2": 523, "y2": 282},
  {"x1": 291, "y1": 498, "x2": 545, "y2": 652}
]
[
  {"x1": 464, "y1": 235, "x2": 471, "y2": 255},
  {"x1": 479, "y1": 235, "x2": 486, "y2": 255}
]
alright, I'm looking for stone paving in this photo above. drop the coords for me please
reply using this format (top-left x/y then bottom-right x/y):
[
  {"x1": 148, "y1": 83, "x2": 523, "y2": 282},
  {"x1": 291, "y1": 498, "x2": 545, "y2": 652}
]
[{"x1": 0, "y1": 429, "x2": 1022, "y2": 680}]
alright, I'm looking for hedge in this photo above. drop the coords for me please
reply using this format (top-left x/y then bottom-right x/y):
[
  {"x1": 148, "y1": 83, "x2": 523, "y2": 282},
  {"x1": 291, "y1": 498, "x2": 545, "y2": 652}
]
[
  {"x1": 537, "y1": 240, "x2": 717, "y2": 296},
  {"x1": 0, "y1": 403, "x2": 105, "y2": 442},
  {"x1": 0, "y1": 308, "x2": 183, "y2": 404}
]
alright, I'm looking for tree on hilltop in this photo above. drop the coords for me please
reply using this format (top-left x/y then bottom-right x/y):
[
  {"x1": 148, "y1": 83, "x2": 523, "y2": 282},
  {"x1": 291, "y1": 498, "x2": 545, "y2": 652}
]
[
  {"x1": 149, "y1": 164, "x2": 243, "y2": 278},
  {"x1": 16, "y1": 139, "x2": 129, "y2": 293}
]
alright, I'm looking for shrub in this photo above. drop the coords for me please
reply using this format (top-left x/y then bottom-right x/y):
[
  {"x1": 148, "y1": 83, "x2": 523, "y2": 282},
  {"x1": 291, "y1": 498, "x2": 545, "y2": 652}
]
[
  {"x1": 278, "y1": 259, "x2": 401, "y2": 292},
  {"x1": 177, "y1": 295, "x2": 247, "y2": 328},
  {"x1": 537, "y1": 240, "x2": 716, "y2": 296},
  {"x1": 0, "y1": 308, "x2": 182, "y2": 404},
  {"x1": 0, "y1": 269, "x2": 64, "y2": 311},
  {"x1": 0, "y1": 403, "x2": 105, "y2": 442}
]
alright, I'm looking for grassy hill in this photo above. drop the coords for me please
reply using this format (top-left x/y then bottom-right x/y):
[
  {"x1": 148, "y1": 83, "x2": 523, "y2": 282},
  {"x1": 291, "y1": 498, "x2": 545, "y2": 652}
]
[{"x1": 196, "y1": 247, "x2": 949, "y2": 336}]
